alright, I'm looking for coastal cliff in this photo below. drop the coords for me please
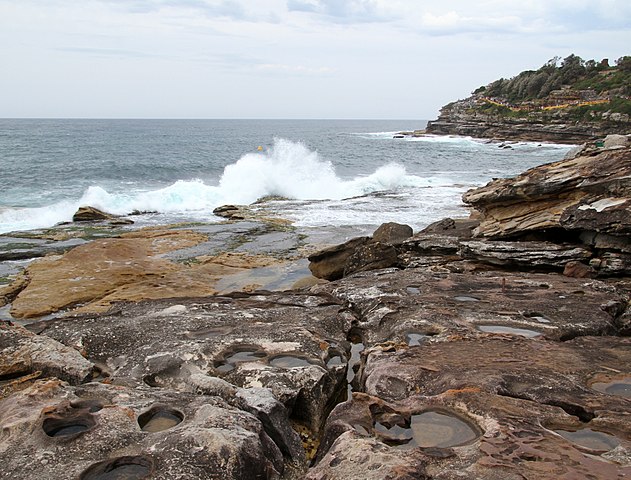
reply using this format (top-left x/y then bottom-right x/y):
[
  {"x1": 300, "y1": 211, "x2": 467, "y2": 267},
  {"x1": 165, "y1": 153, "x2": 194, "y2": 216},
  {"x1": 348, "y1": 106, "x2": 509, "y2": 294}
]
[{"x1": 425, "y1": 55, "x2": 631, "y2": 143}]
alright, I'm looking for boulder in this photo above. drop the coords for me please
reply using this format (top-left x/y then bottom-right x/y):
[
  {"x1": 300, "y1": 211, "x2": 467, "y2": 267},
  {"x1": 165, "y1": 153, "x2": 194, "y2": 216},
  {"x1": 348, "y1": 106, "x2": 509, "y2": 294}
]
[
  {"x1": 72, "y1": 206, "x2": 115, "y2": 222},
  {"x1": 308, "y1": 237, "x2": 370, "y2": 280},
  {"x1": 371, "y1": 222, "x2": 413, "y2": 245},
  {"x1": 603, "y1": 134, "x2": 630, "y2": 148},
  {"x1": 0, "y1": 323, "x2": 94, "y2": 390},
  {"x1": 343, "y1": 242, "x2": 398, "y2": 277},
  {"x1": 213, "y1": 204, "x2": 246, "y2": 220}
]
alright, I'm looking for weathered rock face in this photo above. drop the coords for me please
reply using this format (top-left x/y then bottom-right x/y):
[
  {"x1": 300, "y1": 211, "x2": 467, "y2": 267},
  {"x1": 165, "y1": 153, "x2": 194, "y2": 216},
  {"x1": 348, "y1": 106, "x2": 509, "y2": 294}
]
[
  {"x1": 462, "y1": 142, "x2": 631, "y2": 240},
  {"x1": 425, "y1": 100, "x2": 631, "y2": 144},
  {"x1": 454, "y1": 141, "x2": 631, "y2": 276},
  {"x1": 38, "y1": 290, "x2": 350, "y2": 435},
  {"x1": 308, "y1": 237, "x2": 371, "y2": 280},
  {"x1": 0, "y1": 380, "x2": 298, "y2": 480},
  {"x1": 310, "y1": 337, "x2": 631, "y2": 479},
  {"x1": 0, "y1": 323, "x2": 94, "y2": 391}
]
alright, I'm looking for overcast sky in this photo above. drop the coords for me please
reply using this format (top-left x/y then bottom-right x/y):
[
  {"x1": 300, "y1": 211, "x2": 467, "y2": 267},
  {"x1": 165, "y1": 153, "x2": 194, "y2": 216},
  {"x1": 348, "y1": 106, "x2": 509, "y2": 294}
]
[{"x1": 1, "y1": 0, "x2": 629, "y2": 119}]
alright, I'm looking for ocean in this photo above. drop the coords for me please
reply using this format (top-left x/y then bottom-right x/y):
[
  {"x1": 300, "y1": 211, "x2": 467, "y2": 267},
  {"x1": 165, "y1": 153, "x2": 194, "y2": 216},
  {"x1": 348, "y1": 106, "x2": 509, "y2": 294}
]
[{"x1": 0, "y1": 119, "x2": 573, "y2": 236}]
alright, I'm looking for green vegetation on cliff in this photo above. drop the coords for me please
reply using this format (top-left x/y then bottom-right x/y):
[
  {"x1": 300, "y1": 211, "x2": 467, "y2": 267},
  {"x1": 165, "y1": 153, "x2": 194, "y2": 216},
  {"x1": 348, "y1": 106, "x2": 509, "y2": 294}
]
[{"x1": 472, "y1": 55, "x2": 631, "y2": 116}]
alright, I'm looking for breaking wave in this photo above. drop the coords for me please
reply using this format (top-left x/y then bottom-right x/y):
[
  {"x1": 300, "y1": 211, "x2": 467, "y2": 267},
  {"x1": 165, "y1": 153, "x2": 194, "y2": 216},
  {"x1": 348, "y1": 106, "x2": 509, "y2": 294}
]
[{"x1": 0, "y1": 138, "x2": 443, "y2": 234}]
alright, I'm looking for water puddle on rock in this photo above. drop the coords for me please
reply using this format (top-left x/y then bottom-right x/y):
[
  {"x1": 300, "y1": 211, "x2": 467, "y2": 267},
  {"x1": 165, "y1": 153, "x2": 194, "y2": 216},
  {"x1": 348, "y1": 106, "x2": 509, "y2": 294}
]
[
  {"x1": 80, "y1": 456, "x2": 154, "y2": 480},
  {"x1": 376, "y1": 411, "x2": 479, "y2": 449},
  {"x1": 326, "y1": 356, "x2": 344, "y2": 367},
  {"x1": 269, "y1": 355, "x2": 318, "y2": 368},
  {"x1": 346, "y1": 332, "x2": 365, "y2": 399},
  {"x1": 405, "y1": 333, "x2": 428, "y2": 346},
  {"x1": 591, "y1": 377, "x2": 631, "y2": 398},
  {"x1": 43, "y1": 411, "x2": 97, "y2": 438},
  {"x1": 477, "y1": 325, "x2": 541, "y2": 338},
  {"x1": 138, "y1": 407, "x2": 183, "y2": 433},
  {"x1": 214, "y1": 346, "x2": 267, "y2": 373},
  {"x1": 454, "y1": 296, "x2": 480, "y2": 302},
  {"x1": 555, "y1": 428, "x2": 620, "y2": 453}
]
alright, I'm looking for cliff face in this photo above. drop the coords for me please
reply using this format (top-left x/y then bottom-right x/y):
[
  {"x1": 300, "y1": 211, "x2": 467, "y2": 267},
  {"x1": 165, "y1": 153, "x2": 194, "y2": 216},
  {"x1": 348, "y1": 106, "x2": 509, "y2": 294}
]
[{"x1": 426, "y1": 96, "x2": 631, "y2": 143}]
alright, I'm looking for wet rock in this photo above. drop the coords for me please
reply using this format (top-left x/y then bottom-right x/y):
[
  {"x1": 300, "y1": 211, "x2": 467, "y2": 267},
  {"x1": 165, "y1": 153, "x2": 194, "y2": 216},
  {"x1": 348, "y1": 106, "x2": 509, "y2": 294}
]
[
  {"x1": 371, "y1": 223, "x2": 413, "y2": 245},
  {"x1": 311, "y1": 336, "x2": 631, "y2": 479},
  {"x1": 72, "y1": 206, "x2": 116, "y2": 222},
  {"x1": 308, "y1": 237, "x2": 370, "y2": 280},
  {"x1": 0, "y1": 380, "x2": 295, "y2": 480},
  {"x1": 316, "y1": 268, "x2": 624, "y2": 344},
  {"x1": 4, "y1": 226, "x2": 298, "y2": 318},
  {"x1": 213, "y1": 204, "x2": 246, "y2": 220}
]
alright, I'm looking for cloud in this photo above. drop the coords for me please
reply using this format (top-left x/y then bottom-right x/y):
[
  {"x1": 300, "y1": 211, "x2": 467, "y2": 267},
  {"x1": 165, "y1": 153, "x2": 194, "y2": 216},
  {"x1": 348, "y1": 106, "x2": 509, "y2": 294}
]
[
  {"x1": 56, "y1": 46, "x2": 158, "y2": 59},
  {"x1": 94, "y1": 0, "x2": 247, "y2": 19},
  {"x1": 255, "y1": 63, "x2": 335, "y2": 75},
  {"x1": 286, "y1": 0, "x2": 395, "y2": 23}
]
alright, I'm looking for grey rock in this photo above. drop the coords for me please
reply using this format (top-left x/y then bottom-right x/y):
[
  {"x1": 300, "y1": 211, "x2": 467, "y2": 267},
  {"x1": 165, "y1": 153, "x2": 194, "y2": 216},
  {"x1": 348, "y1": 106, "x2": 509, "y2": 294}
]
[
  {"x1": 371, "y1": 223, "x2": 413, "y2": 245},
  {"x1": 344, "y1": 242, "x2": 398, "y2": 276},
  {"x1": 459, "y1": 240, "x2": 592, "y2": 269},
  {"x1": 308, "y1": 237, "x2": 370, "y2": 280}
]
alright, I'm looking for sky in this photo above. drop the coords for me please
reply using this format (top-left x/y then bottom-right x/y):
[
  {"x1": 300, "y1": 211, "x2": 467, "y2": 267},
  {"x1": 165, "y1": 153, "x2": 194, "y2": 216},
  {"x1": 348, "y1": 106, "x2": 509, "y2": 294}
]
[{"x1": 1, "y1": 0, "x2": 629, "y2": 119}]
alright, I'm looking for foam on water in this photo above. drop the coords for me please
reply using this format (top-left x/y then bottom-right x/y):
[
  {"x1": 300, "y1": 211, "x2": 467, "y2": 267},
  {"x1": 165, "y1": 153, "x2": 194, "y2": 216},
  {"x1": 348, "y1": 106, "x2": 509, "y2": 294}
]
[{"x1": 0, "y1": 138, "x2": 439, "y2": 234}]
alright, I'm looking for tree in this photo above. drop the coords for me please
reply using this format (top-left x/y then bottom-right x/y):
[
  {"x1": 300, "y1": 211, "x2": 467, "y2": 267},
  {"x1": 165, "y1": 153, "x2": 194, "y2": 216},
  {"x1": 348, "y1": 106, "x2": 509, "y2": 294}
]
[{"x1": 616, "y1": 56, "x2": 631, "y2": 73}]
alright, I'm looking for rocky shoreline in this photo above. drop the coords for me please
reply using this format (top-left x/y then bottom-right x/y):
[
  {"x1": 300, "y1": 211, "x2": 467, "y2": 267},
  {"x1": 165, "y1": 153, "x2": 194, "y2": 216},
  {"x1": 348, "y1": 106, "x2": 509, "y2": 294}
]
[{"x1": 1, "y1": 136, "x2": 630, "y2": 479}]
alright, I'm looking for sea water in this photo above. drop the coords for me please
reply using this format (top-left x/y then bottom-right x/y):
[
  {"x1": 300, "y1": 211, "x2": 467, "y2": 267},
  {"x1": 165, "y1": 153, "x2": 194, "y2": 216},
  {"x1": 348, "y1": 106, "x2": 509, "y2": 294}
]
[{"x1": 0, "y1": 119, "x2": 573, "y2": 235}]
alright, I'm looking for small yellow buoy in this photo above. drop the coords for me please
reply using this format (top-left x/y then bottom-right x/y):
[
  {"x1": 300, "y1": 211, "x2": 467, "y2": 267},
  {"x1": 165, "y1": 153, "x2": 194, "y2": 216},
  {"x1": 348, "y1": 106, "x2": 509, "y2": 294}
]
[{"x1": 257, "y1": 146, "x2": 263, "y2": 151}]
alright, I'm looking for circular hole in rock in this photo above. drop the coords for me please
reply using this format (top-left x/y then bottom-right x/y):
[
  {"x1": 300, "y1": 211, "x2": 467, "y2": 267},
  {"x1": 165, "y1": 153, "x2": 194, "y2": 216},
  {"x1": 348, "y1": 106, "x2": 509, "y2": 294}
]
[
  {"x1": 377, "y1": 410, "x2": 480, "y2": 450},
  {"x1": 43, "y1": 414, "x2": 97, "y2": 438},
  {"x1": 138, "y1": 406, "x2": 184, "y2": 433},
  {"x1": 555, "y1": 428, "x2": 620, "y2": 453},
  {"x1": 269, "y1": 354, "x2": 319, "y2": 368},
  {"x1": 214, "y1": 345, "x2": 267, "y2": 373},
  {"x1": 80, "y1": 455, "x2": 154, "y2": 480},
  {"x1": 591, "y1": 377, "x2": 631, "y2": 398},
  {"x1": 142, "y1": 374, "x2": 162, "y2": 388},
  {"x1": 405, "y1": 332, "x2": 428, "y2": 346},
  {"x1": 477, "y1": 325, "x2": 541, "y2": 338}
]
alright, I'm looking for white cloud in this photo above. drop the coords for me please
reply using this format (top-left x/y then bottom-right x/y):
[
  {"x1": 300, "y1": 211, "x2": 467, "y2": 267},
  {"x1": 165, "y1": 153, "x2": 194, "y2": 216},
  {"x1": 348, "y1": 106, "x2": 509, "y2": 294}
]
[{"x1": 0, "y1": 0, "x2": 628, "y2": 118}]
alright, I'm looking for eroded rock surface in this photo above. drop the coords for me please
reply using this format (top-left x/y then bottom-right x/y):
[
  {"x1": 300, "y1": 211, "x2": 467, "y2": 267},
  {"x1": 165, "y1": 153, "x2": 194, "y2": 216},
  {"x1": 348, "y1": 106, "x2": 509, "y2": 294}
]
[
  {"x1": 308, "y1": 336, "x2": 631, "y2": 479},
  {"x1": 0, "y1": 380, "x2": 300, "y2": 480},
  {"x1": 462, "y1": 142, "x2": 631, "y2": 241}
]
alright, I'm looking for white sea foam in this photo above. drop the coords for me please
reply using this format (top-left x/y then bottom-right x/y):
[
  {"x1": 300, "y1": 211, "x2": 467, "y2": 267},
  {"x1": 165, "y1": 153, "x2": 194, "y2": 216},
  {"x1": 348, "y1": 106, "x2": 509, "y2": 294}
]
[{"x1": 0, "y1": 138, "x2": 445, "y2": 234}]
